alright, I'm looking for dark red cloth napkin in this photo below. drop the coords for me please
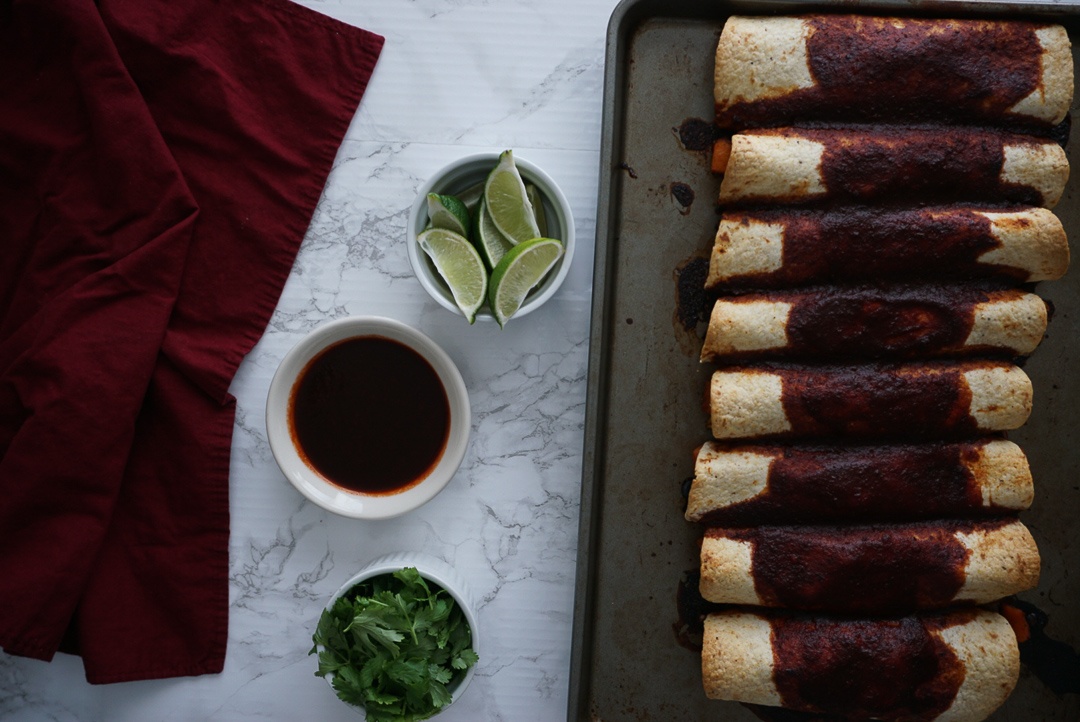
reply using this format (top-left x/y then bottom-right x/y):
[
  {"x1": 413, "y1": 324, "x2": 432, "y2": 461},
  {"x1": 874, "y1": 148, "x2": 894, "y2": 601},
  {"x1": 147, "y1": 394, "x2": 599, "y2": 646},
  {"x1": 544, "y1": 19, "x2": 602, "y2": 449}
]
[{"x1": 0, "y1": 0, "x2": 383, "y2": 683}]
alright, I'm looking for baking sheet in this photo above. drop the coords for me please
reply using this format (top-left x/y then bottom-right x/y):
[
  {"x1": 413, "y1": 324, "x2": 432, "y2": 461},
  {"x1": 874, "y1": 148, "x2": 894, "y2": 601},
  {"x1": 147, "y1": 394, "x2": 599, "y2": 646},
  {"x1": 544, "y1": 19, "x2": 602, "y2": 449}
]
[{"x1": 570, "y1": 1, "x2": 1080, "y2": 719}]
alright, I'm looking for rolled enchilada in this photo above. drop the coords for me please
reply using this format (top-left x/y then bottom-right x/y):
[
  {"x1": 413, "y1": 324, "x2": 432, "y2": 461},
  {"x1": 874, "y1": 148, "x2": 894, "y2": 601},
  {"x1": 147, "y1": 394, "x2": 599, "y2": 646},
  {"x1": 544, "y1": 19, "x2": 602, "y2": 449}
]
[
  {"x1": 715, "y1": 15, "x2": 1073, "y2": 129},
  {"x1": 685, "y1": 439, "x2": 1033, "y2": 525},
  {"x1": 698, "y1": 519, "x2": 1039, "y2": 614},
  {"x1": 706, "y1": 206, "x2": 1070, "y2": 289},
  {"x1": 703, "y1": 609, "x2": 1019, "y2": 722},
  {"x1": 718, "y1": 127, "x2": 1069, "y2": 208},
  {"x1": 708, "y1": 361, "x2": 1032, "y2": 441},
  {"x1": 700, "y1": 286, "x2": 1047, "y2": 362}
]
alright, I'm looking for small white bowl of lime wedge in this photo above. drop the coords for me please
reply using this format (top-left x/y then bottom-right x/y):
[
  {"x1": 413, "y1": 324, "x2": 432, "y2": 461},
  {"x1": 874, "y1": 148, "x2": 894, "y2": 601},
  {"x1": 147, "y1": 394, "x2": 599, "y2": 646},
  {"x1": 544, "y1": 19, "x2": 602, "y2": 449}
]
[{"x1": 407, "y1": 151, "x2": 575, "y2": 326}]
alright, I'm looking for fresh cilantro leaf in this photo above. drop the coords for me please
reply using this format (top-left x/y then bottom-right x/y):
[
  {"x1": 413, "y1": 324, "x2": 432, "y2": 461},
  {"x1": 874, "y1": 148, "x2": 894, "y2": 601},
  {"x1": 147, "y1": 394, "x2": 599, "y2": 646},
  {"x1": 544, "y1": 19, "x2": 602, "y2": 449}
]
[
  {"x1": 429, "y1": 664, "x2": 452, "y2": 685},
  {"x1": 347, "y1": 608, "x2": 405, "y2": 655},
  {"x1": 332, "y1": 665, "x2": 369, "y2": 708},
  {"x1": 452, "y1": 648, "x2": 479, "y2": 670},
  {"x1": 429, "y1": 680, "x2": 453, "y2": 709},
  {"x1": 388, "y1": 656, "x2": 426, "y2": 687},
  {"x1": 310, "y1": 567, "x2": 479, "y2": 721}
]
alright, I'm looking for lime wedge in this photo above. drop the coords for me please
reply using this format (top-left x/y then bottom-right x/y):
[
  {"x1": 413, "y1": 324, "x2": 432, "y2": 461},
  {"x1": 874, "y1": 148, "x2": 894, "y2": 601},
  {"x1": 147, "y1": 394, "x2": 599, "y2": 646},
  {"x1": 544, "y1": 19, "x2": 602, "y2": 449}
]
[
  {"x1": 417, "y1": 228, "x2": 488, "y2": 323},
  {"x1": 471, "y1": 197, "x2": 514, "y2": 270},
  {"x1": 484, "y1": 150, "x2": 541, "y2": 245},
  {"x1": 456, "y1": 182, "x2": 485, "y2": 214},
  {"x1": 525, "y1": 183, "x2": 549, "y2": 238},
  {"x1": 426, "y1": 193, "x2": 471, "y2": 237},
  {"x1": 488, "y1": 237, "x2": 564, "y2": 327}
]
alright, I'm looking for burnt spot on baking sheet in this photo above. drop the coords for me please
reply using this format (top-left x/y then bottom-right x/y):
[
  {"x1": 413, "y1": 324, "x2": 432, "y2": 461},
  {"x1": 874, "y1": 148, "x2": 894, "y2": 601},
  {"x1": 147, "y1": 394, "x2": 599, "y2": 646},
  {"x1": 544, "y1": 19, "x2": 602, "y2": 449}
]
[
  {"x1": 1044, "y1": 297, "x2": 1057, "y2": 322},
  {"x1": 1003, "y1": 597, "x2": 1080, "y2": 695},
  {"x1": 618, "y1": 161, "x2": 638, "y2": 179},
  {"x1": 670, "y1": 181, "x2": 694, "y2": 215},
  {"x1": 674, "y1": 117, "x2": 720, "y2": 151},
  {"x1": 673, "y1": 569, "x2": 726, "y2": 651},
  {"x1": 680, "y1": 476, "x2": 693, "y2": 500},
  {"x1": 1051, "y1": 114, "x2": 1072, "y2": 147},
  {"x1": 674, "y1": 256, "x2": 710, "y2": 357},
  {"x1": 743, "y1": 705, "x2": 847, "y2": 722}
]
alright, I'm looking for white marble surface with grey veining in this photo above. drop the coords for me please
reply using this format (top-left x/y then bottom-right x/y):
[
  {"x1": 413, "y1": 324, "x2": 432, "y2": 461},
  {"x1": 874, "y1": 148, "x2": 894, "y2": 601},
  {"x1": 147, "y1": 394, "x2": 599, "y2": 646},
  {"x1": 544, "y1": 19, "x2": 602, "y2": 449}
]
[{"x1": 0, "y1": 0, "x2": 620, "y2": 719}]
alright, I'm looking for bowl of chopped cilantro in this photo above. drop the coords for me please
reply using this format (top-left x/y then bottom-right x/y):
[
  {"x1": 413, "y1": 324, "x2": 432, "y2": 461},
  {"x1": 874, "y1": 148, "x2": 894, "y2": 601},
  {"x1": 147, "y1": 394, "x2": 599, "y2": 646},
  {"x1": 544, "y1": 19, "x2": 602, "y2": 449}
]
[{"x1": 311, "y1": 552, "x2": 480, "y2": 721}]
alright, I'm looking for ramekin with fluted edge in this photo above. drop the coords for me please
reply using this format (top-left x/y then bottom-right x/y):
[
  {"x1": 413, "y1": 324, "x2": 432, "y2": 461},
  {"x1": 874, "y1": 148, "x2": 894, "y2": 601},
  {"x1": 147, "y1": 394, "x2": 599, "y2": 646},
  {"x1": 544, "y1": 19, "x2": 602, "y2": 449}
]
[
  {"x1": 266, "y1": 316, "x2": 470, "y2": 519},
  {"x1": 407, "y1": 152, "x2": 576, "y2": 322},
  {"x1": 317, "y1": 552, "x2": 480, "y2": 718}
]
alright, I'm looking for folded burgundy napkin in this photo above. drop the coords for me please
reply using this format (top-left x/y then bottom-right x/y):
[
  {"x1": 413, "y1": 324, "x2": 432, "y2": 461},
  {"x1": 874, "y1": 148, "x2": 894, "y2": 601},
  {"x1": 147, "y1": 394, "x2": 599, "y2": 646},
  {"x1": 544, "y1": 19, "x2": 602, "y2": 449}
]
[{"x1": 0, "y1": 0, "x2": 383, "y2": 683}]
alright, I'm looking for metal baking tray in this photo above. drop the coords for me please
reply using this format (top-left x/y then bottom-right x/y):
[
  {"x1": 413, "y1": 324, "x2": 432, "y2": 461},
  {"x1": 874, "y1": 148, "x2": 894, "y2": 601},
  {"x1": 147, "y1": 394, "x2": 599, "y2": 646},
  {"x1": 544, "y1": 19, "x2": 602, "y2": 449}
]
[{"x1": 570, "y1": 1, "x2": 1080, "y2": 719}]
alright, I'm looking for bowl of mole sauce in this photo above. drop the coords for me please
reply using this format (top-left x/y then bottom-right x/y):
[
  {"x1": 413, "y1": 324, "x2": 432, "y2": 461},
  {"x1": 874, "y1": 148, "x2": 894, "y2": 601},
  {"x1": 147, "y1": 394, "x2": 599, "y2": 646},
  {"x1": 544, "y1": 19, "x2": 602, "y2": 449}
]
[{"x1": 266, "y1": 316, "x2": 470, "y2": 519}]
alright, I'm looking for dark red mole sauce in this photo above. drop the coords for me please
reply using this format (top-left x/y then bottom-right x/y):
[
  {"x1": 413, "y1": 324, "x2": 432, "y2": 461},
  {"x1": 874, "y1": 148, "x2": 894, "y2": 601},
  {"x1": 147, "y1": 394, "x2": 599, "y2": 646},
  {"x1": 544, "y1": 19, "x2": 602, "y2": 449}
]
[
  {"x1": 714, "y1": 285, "x2": 1006, "y2": 361},
  {"x1": 710, "y1": 519, "x2": 1010, "y2": 615},
  {"x1": 820, "y1": 127, "x2": 1041, "y2": 206},
  {"x1": 787, "y1": 285, "x2": 985, "y2": 358},
  {"x1": 288, "y1": 336, "x2": 450, "y2": 495},
  {"x1": 708, "y1": 207, "x2": 1027, "y2": 290},
  {"x1": 752, "y1": 126, "x2": 1046, "y2": 207},
  {"x1": 693, "y1": 442, "x2": 992, "y2": 526},
  {"x1": 772, "y1": 362, "x2": 983, "y2": 440},
  {"x1": 765, "y1": 612, "x2": 969, "y2": 721},
  {"x1": 717, "y1": 16, "x2": 1046, "y2": 133}
]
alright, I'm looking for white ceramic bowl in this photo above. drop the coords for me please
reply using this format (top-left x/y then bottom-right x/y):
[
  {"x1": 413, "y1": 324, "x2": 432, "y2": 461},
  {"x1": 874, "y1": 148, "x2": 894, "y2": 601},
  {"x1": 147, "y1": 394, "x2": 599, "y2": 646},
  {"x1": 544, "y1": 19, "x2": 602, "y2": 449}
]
[
  {"x1": 318, "y1": 552, "x2": 480, "y2": 718},
  {"x1": 266, "y1": 316, "x2": 470, "y2": 519},
  {"x1": 407, "y1": 152, "x2": 575, "y2": 322}
]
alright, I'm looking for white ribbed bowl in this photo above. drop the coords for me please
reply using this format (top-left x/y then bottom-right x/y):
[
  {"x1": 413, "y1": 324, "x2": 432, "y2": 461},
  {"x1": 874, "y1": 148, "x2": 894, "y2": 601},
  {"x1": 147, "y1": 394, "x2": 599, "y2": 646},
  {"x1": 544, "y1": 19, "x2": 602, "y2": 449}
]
[
  {"x1": 407, "y1": 152, "x2": 575, "y2": 322},
  {"x1": 318, "y1": 552, "x2": 479, "y2": 718}
]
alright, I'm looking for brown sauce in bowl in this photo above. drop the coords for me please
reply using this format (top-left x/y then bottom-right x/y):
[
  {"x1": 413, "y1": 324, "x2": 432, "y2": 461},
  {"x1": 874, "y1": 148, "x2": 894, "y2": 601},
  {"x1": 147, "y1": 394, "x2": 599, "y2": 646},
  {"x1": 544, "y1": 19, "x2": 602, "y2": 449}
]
[{"x1": 289, "y1": 336, "x2": 450, "y2": 495}]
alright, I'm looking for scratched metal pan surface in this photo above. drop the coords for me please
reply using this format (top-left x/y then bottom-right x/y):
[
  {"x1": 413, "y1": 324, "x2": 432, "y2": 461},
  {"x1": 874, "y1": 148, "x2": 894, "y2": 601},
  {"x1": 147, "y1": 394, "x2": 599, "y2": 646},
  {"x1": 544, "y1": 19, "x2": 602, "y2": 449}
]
[{"x1": 569, "y1": 0, "x2": 1080, "y2": 719}]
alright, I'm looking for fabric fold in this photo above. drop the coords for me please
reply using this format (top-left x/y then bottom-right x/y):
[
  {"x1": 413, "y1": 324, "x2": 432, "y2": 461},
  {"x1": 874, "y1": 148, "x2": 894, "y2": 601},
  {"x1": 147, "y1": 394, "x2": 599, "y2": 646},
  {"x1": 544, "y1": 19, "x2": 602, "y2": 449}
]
[{"x1": 0, "y1": 0, "x2": 383, "y2": 682}]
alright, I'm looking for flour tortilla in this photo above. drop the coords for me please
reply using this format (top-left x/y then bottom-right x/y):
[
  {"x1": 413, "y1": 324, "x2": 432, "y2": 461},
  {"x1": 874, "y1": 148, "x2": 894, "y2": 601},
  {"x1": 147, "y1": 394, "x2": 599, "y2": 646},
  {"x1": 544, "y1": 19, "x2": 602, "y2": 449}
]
[
  {"x1": 718, "y1": 128, "x2": 1069, "y2": 208},
  {"x1": 706, "y1": 207, "x2": 1069, "y2": 288},
  {"x1": 708, "y1": 363, "x2": 1032, "y2": 440},
  {"x1": 700, "y1": 289, "x2": 1047, "y2": 361},
  {"x1": 685, "y1": 439, "x2": 1033, "y2": 523},
  {"x1": 698, "y1": 519, "x2": 1040, "y2": 607},
  {"x1": 715, "y1": 15, "x2": 1073, "y2": 127},
  {"x1": 702, "y1": 609, "x2": 1020, "y2": 722}
]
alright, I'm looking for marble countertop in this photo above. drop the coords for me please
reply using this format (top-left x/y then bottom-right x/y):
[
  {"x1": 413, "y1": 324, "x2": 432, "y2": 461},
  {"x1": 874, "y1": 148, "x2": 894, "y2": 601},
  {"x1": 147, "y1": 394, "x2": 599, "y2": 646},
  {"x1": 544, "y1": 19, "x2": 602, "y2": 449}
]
[{"x1": 3, "y1": 0, "x2": 620, "y2": 719}]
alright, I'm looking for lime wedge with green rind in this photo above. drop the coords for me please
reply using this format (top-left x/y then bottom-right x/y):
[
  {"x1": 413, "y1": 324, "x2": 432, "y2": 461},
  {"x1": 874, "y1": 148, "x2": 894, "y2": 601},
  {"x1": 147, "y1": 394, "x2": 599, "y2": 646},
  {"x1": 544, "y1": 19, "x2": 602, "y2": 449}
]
[
  {"x1": 426, "y1": 193, "x2": 471, "y2": 237},
  {"x1": 471, "y1": 197, "x2": 515, "y2": 271},
  {"x1": 417, "y1": 228, "x2": 489, "y2": 324},
  {"x1": 484, "y1": 150, "x2": 541, "y2": 245},
  {"x1": 488, "y1": 237, "x2": 564, "y2": 327}
]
